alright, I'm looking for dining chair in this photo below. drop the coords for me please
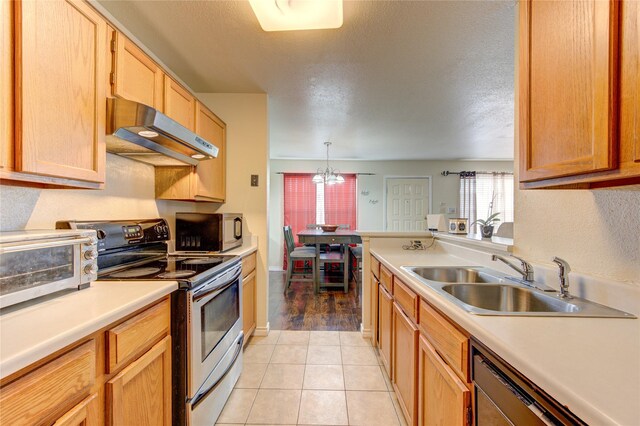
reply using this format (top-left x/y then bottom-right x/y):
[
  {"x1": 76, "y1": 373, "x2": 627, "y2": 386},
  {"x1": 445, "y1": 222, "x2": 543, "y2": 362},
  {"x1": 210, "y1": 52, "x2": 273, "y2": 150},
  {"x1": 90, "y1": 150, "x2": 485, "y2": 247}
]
[
  {"x1": 283, "y1": 226, "x2": 317, "y2": 293},
  {"x1": 349, "y1": 245, "x2": 363, "y2": 296}
]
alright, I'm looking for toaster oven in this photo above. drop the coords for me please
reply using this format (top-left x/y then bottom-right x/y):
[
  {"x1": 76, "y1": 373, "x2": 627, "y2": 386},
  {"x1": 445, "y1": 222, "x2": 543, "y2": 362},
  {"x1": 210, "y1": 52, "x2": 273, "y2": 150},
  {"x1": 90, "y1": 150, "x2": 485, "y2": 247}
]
[{"x1": 0, "y1": 229, "x2": 98, "y2": 308}]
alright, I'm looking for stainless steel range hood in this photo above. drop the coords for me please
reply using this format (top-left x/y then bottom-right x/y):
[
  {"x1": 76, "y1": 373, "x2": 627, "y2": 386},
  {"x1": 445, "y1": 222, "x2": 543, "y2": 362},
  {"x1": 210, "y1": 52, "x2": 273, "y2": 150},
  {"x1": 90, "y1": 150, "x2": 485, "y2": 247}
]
[{"x1": 106, "y1": 98, "x2": 219, "y2": 166}]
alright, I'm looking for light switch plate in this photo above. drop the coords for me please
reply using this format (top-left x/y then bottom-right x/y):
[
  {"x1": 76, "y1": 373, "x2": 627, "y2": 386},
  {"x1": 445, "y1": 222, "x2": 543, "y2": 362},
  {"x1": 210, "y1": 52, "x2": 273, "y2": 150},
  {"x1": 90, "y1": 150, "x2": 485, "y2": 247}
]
[{"x1": 251, "y1": 175, "x2": 259, "y2": 186}]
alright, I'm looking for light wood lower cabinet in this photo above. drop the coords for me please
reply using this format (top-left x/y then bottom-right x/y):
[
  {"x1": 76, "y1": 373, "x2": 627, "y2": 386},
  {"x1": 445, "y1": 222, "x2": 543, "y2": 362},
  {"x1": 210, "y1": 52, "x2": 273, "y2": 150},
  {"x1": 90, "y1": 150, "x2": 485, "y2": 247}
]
[
  {"x1": 418, "y1": 335, "x2": 471, "y2": 426},
  {"x1": 106, "y1": 336, "x2": 172, "y2": 426},
  {"x1": 0, "y1": 340, "x2": 96, "y2": 426},
  {"x1": 371, "y1": 272, "x2": 380, "y2": 347},
  {"x1": 53, "y1": 393, "x2": 98, "y2": 426},
  {"x1": 0, "y1": 297, "x2": 171, "y2": 426},
  {"x1": 243, "y1": 269, "x2": 257, "y2": 342},
  {"x1": 241, "y1": 252, "x2": 257, "y2": 344},
  {"x1": 392, "y1": 302, "x2": 418, "y2": 426},
  {"x1": 378, "y1": 284, "x2": 393, "y2": 377}
]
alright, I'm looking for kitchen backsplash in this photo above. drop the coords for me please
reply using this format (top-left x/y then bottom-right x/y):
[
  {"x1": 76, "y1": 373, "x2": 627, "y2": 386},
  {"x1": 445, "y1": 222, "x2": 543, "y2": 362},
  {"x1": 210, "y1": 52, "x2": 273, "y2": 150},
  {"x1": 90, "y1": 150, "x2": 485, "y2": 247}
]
[{"x1": 0, "y1": 154, "x2": 214, "y2": 232}]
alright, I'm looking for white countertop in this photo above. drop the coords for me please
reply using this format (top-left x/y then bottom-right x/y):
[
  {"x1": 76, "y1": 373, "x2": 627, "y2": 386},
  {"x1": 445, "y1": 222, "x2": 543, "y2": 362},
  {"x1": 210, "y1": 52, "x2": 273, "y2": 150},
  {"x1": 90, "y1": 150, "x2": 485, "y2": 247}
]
[
  {"x1": 0, "y1": 280, "x2": 177, "y2": 379},
  {"x1": 370, "y1": 246, "x2": 640, "y2": 426}
]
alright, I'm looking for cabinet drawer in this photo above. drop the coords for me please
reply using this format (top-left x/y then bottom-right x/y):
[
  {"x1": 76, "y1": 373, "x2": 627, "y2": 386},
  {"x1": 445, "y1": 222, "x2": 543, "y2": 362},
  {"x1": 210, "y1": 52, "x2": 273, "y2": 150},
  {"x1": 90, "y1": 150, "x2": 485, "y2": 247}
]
[
  {"x1": 242, "y1": 252, "x2": 257, "y2": 279},
  {"x1": 106, "y1": 298, "x2": 170, "y2": 373},
  {"x1": 0, "y1": 340, "x2": 96, "y2": 426},
  {"x1": 393, "y1": 276, "x2": 418, "y2": 322},
  {"x1": 371, "y1": 255, "x2": 381, "y2": 279},
  {"x1": 419, "y1": 300, "x2": 469, "y2": 382},
  {"x1": 379, "y1": 264, "x2": 393, "y2": 293}
]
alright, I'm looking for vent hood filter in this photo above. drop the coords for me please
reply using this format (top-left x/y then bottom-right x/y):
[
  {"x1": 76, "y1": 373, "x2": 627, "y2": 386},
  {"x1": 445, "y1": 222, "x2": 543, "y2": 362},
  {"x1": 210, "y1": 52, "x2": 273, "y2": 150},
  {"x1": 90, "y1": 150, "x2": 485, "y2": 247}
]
[{"x1": 106, "y1": 98, "x2": 219, "y2": 166}]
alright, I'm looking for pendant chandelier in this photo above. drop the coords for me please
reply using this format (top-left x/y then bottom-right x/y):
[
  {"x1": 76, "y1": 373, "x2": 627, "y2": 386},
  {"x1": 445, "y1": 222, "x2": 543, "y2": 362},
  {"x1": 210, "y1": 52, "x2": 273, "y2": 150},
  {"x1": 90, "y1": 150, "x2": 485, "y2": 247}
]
[{"x1": 312, "y1": 141, "x2": 344, "y2": 185}]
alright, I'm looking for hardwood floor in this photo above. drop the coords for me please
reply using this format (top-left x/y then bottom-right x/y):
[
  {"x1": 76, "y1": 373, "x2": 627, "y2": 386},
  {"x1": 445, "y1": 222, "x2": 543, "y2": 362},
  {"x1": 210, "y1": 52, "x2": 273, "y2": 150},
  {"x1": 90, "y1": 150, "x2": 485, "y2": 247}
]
[{"x1": 268, "y1": 270, "x2": 362, "y2": 331}]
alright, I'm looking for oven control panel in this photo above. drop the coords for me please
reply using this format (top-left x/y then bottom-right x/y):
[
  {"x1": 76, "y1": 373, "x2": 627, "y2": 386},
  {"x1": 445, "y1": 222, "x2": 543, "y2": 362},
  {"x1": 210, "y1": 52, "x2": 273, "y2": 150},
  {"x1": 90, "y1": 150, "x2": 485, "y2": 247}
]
[{"x1": 56, "y1": 218, "x2": 170, "y2": 251}]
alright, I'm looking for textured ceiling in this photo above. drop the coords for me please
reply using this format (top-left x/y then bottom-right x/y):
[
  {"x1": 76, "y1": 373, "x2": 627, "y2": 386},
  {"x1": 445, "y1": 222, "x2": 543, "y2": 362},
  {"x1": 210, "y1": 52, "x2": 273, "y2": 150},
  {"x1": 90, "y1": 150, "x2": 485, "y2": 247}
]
[{"x1": 98, "y1": 0, "x2": 516, "y2": 161}]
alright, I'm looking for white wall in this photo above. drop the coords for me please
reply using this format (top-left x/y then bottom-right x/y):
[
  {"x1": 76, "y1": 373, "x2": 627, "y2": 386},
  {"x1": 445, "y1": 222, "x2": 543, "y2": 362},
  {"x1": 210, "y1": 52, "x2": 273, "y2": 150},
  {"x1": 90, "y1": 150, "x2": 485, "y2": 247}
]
[
  {"x1": 268, "y1": 159, "x2": 513, "y2": 269},
  {"x1": 197, "y1": 93, "x2": 270, "y2": 333},
  {"x1": 512, "y1": 12, "x2": 640, "y2": 285}
]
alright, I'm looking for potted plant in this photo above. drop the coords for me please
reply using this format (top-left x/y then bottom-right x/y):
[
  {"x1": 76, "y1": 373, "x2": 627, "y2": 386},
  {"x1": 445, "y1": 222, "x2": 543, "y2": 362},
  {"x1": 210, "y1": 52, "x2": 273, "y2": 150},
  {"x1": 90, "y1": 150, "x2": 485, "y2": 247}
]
[
  {"x1": 472, "y1": 212, "x2": 501, "y2": 238},
  {"x1": 472, "y1": 193, "x2": 501, "y2": 238}
]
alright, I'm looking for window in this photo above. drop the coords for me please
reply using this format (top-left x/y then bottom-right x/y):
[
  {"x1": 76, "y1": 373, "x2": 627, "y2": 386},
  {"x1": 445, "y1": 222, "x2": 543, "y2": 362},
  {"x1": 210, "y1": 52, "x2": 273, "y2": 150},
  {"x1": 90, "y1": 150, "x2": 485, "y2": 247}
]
[
  {"x1": 283, "y1": 173, "x2": 357, "y2": 267},
  {"x1": 459, "y1": 172, "x2": 514, "y2": 234}
]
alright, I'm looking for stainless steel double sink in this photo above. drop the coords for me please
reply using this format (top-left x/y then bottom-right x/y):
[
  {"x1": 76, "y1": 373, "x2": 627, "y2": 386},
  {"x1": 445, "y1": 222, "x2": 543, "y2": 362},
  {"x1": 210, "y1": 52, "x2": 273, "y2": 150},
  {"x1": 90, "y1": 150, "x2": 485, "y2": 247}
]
[{"x1": 401, "y1": 266, "x2": 636, "y2": 318}]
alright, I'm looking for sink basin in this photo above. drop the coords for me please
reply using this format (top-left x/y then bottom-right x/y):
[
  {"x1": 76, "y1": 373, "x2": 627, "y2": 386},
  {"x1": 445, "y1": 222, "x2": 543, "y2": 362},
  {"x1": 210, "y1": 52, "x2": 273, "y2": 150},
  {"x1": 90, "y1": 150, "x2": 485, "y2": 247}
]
[
  {"x1": 407, "y1": 267, "x2": 502, "y2": 283},
  {"x1": 441, "y1": 284, "x2": 580, "y2": 313},
  {"x1": 401, "y1": 265, "x2": 636, "y2": 318}
]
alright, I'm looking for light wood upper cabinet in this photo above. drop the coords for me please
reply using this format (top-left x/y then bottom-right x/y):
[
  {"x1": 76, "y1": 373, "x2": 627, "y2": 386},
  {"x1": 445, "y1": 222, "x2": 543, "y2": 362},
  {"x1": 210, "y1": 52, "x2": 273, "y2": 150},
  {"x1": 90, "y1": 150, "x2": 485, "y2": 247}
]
[
  {"x1": 619, "y1": 0, "x2": 640, "y2": 171},
  {"x1": 14, "y1": 0, "x2": 106, "y2": 184},
  {"x1": 163, "y1": 76, "x2": 195, "y2": 130},
  {"x1": 194, "y1": 101, "x2": 226, "y2": 201},
  {"x1": 1, "y1": 0, "x2": 12, "y2": 172},
  {"x1": 418, "y1": 335, "x2": 470, "y2": 426},
  {"x1": 110, "y1": 31, "x2": 164, "y2": 109},
  {"x1": 106, "y1": 336, "x2": 172, "y2": 426},
  {"x1": 519, "y1": 0, "x2": 640, "y2": 188},
  {"x1": 393, "y1": 302, "x2": 419, "y2": 426},
  {"x1": 519, "y1": 0, "x2": 618, "y2": 182},
  {"x1": 155, "y1": 101, "x2": 227, "y2": 202}
]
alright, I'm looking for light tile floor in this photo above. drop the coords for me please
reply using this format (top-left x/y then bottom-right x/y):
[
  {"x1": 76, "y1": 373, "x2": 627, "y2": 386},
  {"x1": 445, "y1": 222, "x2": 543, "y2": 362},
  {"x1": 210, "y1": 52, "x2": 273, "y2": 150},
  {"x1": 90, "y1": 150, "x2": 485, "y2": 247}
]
[{"x1": 216, "y1": 330, "x2": 408, "y2": 426}]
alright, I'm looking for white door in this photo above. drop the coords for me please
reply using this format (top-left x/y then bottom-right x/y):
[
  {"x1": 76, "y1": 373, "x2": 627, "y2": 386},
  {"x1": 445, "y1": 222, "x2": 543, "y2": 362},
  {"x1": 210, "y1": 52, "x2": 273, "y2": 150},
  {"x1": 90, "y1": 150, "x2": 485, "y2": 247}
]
[{"x1": 385, "y1": 177, "x2": 431, "y2": 231}]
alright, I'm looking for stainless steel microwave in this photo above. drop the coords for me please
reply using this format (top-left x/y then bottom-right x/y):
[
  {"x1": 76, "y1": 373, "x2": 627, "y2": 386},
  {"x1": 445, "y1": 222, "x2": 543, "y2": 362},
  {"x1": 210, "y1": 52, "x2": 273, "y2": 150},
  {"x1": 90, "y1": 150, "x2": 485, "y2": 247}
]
[
  {"x1": 0, "y1": 229, "x2": 98, "y2": 308},
  {"x1": 175, "y1": 213, "x2": 243, "y2": 253}
]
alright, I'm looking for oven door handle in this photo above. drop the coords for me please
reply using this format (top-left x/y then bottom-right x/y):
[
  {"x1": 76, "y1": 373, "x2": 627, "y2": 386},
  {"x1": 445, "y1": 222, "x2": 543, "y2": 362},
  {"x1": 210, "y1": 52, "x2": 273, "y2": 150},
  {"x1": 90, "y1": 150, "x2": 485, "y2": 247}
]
[
  {"x1": 192, "y1": 266, "x2": 241, "y2": 302},
  {"x1": 191, "y1": 332, "x2": 244, "y2": 408}
]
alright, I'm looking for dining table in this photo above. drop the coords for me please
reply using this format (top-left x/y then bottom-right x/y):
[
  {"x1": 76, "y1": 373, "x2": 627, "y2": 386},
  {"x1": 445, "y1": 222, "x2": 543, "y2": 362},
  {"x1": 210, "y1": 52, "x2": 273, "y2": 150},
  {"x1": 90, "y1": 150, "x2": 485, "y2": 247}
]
[{"x1": 297, "y1": 229, "x2": 362, "y2": 292}]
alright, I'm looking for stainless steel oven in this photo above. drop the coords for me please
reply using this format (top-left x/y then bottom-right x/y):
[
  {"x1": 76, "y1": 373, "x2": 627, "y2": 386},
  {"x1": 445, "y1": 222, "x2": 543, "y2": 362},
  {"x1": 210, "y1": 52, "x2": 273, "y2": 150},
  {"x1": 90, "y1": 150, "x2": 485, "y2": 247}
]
[
  {"x1": 188, "y1": 261, "x2": 243, "y2": 415},
  {"x1": 57, "y1": 218, "x2": 244, "y2": 426}
]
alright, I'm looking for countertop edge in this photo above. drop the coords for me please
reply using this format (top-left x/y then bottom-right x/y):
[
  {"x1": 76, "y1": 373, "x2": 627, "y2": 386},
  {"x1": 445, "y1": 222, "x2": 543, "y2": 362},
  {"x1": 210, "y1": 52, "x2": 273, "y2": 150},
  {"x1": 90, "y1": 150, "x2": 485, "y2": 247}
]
[{"x1": 0, "y1": 281, "x2": 177, "y2": 379}]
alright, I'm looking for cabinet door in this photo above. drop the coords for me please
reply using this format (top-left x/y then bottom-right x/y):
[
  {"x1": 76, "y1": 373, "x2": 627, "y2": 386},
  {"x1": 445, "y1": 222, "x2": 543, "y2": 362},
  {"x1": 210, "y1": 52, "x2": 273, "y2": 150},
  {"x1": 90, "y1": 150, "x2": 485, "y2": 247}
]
[
  {"x1": 371, "y1": 273, "x2": 379, "y2": 347},
  {"x1": 107, "y1": 336, "x2": 172, "y2": 426},
  {"x1": 163, "y1": 76, "x2": 195, "y2": 130},
  {"x1": 53, "y1": 393, "x2": 98, "y2": 426},
  {"x1": 1, "y1": 0, "x2": 11, "y2": 171},
  {"x1": 519, "y1": 0, "x2": 618, "y2": 182},
  {"x1": 418, "y1": 335, "x2": 470, "y2": 426},
  {"x1": 16, "y1": 0, "x2": 106, "y2": 183},
  {"x1": 242, "y1": 269, "x2": 256, "y2": 342},
  {"x1": 392, "y1": 302, "x2": 418, "y2": 426},
  {"x1": 111, "y1": 32, "x2": 163, "y2": 109},
  {"x1": 620, "y1": 0, "x2": 640, "y2": 171},
  {"x1": 378, "y1": 284, "x2": 393, "y2": 377},
  {"x1": 0, "y1": 340, "x2": 96, "y2": 426},
  {"x1": 194, "y1": 101, "x2": 226, "y2": 201}
]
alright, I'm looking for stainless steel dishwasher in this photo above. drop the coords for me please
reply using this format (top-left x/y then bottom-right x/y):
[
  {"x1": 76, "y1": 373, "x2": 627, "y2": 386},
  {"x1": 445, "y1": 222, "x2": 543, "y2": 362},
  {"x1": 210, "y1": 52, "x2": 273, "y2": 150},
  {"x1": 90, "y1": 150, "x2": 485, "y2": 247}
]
[{"x1": 471, "y1": 339, "x2": 585, "y2": 425}]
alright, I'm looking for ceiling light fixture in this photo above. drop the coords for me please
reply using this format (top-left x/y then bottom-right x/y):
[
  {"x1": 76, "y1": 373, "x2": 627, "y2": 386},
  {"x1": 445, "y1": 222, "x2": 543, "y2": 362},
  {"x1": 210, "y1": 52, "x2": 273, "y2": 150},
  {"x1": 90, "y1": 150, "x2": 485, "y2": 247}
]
[
  {"x1": 313, "y1": 141, "x2": 344, "y2": 185},
  {"x1": 248, "y1": 0, "x2": 343, "y2": 32}
]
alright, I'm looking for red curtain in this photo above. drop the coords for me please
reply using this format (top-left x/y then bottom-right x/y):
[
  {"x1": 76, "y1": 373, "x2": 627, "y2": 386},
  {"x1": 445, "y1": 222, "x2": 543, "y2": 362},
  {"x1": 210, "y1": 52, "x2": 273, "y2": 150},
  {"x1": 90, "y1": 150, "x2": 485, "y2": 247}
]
[
  {"x1": 283, "y1": 174, "x2": 317, "y2": 269},
  {"x1": 282, "y1": 173, "x2": 358, "y2": 270},
  {"x1": 324, "y1": 174, "x2": 357, "y2": 231}
]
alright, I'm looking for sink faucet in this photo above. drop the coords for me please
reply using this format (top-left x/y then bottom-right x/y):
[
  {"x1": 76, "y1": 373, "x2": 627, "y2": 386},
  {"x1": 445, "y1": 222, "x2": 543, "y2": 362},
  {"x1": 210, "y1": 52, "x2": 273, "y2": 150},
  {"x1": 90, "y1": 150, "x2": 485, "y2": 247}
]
[
  {"x1": 552, "y1": 257, "x2": 572, "y2": 298},
  {"x1": 491, "y1": 254, "x2": 535, "y2": 282}
]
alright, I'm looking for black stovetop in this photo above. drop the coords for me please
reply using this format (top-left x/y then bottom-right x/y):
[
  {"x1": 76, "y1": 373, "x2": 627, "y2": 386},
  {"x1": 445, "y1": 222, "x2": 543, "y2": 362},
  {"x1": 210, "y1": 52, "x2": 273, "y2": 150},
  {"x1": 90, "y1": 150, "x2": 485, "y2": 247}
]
[{"x1": 99, "y1": 254, "x2": 237, "y2": 281}]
